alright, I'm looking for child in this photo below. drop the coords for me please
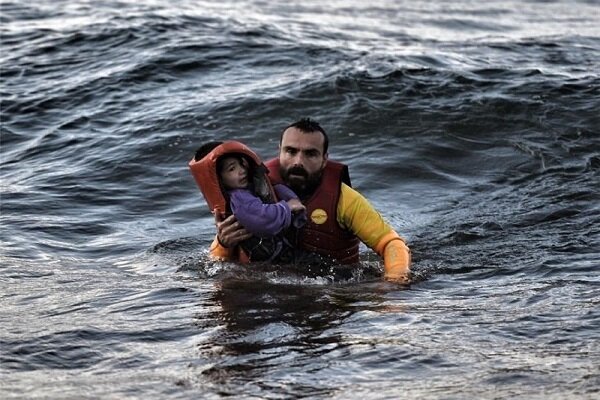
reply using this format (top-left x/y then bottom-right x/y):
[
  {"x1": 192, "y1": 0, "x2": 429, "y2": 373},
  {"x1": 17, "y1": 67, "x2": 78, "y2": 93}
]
[{"x1": 189, "y1": 140, "x2": 307, "y2": 262}]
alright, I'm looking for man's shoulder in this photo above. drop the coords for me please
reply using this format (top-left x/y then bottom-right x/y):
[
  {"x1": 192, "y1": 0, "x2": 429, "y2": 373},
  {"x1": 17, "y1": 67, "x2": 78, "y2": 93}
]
[
  {"x1": 340, "y1": 182, "x2": 359, "y2": 194},
  {"x1": 324, "y1": 160, "x2": 352, "y2": 187},
  {"x1": 338, "y1": 182, "x2": 370, "y2": 205}
]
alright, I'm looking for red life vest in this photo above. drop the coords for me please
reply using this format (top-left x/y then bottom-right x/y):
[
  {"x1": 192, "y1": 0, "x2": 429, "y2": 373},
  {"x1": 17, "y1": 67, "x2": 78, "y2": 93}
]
[{"x1": 264, "y1": 158, "x2": 360, "y2": 264}]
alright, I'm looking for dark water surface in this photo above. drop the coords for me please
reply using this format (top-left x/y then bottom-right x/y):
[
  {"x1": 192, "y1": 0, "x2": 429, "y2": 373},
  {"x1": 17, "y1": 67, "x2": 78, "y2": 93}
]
[{"x1": 1, "y1": 0, "x2": 599, "y2": 398}]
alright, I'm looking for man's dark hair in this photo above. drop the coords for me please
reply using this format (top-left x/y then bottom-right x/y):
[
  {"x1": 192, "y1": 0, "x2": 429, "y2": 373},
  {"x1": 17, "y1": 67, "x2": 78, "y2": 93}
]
[
  {"x1": 194, "y1": 141, "x2": 223, "y2": 161},
  {"x1": 281, "y1": 118, "x2": 329, "y2": 154}
]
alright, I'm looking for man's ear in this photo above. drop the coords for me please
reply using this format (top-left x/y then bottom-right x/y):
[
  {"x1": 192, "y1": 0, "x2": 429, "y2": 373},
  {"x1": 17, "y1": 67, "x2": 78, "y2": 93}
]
[{"x1": 322, "y1": 152, "x2": 328, "y2": 168}]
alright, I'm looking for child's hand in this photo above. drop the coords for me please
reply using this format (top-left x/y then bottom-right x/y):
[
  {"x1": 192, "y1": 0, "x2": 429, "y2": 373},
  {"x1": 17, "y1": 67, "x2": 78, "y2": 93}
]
[{"x1": 286, "y1": 198, "x2": 306, "y2": 213}]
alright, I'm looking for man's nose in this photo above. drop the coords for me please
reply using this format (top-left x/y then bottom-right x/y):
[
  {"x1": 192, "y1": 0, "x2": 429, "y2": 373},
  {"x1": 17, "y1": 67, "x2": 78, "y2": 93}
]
[{"x1": 291, "y1": 152, "x2": 304, "y2": 166}]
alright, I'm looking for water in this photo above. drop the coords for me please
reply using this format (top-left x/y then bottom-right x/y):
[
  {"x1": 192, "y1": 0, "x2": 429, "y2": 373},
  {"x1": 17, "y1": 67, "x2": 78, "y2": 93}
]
[{"x1": 1, "y1": 0, "x2": 599, "y2": 398}]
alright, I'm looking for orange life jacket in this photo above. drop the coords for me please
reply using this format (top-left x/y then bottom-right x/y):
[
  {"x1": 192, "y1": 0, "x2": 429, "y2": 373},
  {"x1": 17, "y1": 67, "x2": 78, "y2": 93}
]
[{"x1": 188, "y1": 140, "x2": 276, "y2": 215}]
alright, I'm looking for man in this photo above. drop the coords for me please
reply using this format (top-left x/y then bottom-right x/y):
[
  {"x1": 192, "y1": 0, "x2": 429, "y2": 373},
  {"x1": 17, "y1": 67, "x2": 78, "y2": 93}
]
[{"x1": 210, "y1": 118, "x2": 411, "y2": 283}]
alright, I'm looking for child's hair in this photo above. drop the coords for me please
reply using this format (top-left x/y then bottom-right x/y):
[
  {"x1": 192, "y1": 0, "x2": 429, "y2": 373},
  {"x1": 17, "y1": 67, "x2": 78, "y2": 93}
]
[{"x1": 194, "y1": 141, "x2": 223, "y2": 161}]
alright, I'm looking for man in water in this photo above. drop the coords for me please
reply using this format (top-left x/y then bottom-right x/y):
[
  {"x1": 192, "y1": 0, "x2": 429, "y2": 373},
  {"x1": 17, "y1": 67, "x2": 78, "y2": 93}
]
[{"x1": 210, "y1": 118, "x2": 411, "y2": 283}]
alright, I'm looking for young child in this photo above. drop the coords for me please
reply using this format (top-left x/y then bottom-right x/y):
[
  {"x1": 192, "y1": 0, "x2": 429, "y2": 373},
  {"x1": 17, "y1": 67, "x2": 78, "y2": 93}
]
[{"x1": 190, "y1": 141, "x2": 307, "y2": 262}]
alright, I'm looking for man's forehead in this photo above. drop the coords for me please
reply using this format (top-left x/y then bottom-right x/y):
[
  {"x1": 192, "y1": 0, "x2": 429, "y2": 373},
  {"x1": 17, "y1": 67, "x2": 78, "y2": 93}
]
[{"x1": 281, "y1": 128, "x2": 324, "y2": 151}]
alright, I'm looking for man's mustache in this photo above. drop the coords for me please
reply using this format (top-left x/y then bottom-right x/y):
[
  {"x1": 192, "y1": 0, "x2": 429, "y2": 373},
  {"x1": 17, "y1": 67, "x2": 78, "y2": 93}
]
[
  {"x1": 286, "y1": 166, "x2": 308, "y2": 178},
  {"x1": 287, "y1": 167, "x2": 308, "y2": 178}
]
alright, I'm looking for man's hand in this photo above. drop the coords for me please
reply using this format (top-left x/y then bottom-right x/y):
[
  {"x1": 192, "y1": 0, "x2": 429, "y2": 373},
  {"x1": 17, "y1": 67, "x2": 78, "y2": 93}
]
[
  {"x1": 214, "y1": 210, "x2": 252, "y2": 248},
  {"x1": 383, "y1": 239, "x2": 411, "y2": 285}
]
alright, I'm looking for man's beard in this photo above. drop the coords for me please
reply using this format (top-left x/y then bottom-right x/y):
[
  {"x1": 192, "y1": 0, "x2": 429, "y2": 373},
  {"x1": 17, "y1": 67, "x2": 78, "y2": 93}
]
[{"x1": 280, "y1": 165, "x2": 322, "y2": 198}]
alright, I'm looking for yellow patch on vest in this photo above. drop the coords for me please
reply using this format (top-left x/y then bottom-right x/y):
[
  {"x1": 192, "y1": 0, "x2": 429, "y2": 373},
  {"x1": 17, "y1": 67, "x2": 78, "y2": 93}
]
[{"x1": 310, "y1": 208, "x2": 328, "y2": 225}]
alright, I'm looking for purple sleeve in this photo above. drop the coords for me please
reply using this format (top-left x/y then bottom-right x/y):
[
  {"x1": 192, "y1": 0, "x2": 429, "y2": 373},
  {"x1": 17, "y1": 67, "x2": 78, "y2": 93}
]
[
  {"x1": 274, "y1": 184, "x2": 299, "y2": 201},
  {"x1": 229, "y1": 189, "x2": 292, "y2": 236},
  {"x1": 274, "y1": 184, "x2": 306, "y2": 228}
]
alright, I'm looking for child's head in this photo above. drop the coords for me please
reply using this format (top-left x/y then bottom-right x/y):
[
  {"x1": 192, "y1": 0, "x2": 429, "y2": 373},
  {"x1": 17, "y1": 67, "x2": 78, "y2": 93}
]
[
  {"x1": 190, "y1": 140, "x2": 265, "y2": 213},
  {"x1": 193, "y1": 141, "x2": 253, "y2": 191},
  {"x1": 218, "y1": 155, "x2": 250, "y2": 190}
]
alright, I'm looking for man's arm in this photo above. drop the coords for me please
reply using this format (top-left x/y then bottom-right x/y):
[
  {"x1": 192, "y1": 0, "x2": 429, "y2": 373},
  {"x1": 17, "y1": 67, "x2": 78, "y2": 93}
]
[{"x1": 337, "y1": 183, "x2": 411, "y2": 282}]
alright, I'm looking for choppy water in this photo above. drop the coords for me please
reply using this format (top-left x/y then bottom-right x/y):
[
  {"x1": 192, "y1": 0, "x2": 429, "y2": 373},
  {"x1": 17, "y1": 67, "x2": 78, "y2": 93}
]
[{"x1": 1, "y1": 0, "x2": 599, "y2": 398}]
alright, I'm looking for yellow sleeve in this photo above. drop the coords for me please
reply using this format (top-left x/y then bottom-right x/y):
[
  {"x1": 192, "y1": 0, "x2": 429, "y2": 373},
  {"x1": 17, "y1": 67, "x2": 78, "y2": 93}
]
[{"x1": 337, "y1": 184, "x2": 411, "y2": 277}]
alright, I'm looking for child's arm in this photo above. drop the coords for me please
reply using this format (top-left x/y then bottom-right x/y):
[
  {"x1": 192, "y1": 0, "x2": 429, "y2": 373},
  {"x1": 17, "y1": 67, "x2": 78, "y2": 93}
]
[
  {"x1": 273, "y1": 184, "x2": 299, "y2": 201},
  {"x1": 229, "y1": 189, "x2": 292, "y2": 236},
  {"x1": 273, "y1": 184, "x2": 307, "y2": 227}
]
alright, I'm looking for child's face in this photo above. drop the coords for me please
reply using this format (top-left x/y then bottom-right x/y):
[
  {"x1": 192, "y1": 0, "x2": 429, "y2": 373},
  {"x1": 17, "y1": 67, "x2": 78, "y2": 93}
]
[{"x1": 220, "y1": 156, "x2": 249, "y2": 190}]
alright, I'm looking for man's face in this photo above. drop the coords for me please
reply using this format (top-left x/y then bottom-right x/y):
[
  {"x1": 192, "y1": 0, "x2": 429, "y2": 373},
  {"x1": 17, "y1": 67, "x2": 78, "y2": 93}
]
[{"x1": 279, "y1": 127, "x2": 328, "y2": 195}]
